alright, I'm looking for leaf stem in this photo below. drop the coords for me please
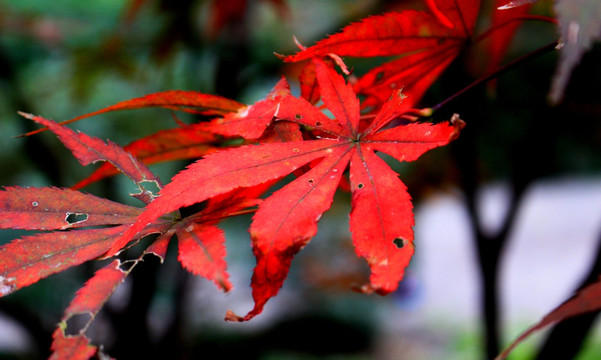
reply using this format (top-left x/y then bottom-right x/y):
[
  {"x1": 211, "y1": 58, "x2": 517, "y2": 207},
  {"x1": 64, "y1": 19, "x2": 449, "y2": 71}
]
[{"x1": 431, "y1": 40, "x2": 559, "y2": 113}]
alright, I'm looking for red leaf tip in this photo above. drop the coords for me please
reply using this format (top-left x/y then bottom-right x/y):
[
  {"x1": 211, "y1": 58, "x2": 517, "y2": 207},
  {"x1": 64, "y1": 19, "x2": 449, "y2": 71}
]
[{"x1": 293, "y1": 35, "x2": 307, "y2": 51}]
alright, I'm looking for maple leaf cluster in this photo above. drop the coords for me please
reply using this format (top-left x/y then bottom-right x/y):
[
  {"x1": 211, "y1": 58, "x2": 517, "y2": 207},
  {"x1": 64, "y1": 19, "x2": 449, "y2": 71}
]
[{"x1": 0, "y1": 0, "x2": 576, "y2": 358}]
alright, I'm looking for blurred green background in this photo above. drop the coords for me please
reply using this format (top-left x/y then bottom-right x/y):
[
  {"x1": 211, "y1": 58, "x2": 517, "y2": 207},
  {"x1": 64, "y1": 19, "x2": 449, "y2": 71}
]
[{"x1": 1, "y1": 0, "x2": 601, "y2": 359}]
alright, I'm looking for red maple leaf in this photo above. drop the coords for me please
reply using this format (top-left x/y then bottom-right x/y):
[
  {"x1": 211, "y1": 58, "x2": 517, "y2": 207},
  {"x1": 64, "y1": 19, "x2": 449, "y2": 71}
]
[
  {"x1": 72, "y1": 123, "x2": 221, "y2": 189},
  {"x1": 0, "y1": 186, "x2": 171, "y2": 297},
  {"x1": 50, "y1": 259, "x2": 127, "y2": 360},
  {"x1": 284, "y1": 0, "x2": 481, "y2": 110},
  {"x1": 0, "y1": 120, "x2": 267, "y2": 359},
  {"x1": 113, "y1": 58, "x2": 464, "y2": 321},
  {"x1": 68, "y1": 78, "x2": 293, "y2": 189},
  {"x1": 23, "y1": 90, "x2": 244, "y2": 137}
]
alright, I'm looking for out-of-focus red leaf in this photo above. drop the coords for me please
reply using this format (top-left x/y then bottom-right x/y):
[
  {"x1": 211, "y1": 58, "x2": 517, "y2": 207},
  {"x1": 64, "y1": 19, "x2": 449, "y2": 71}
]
[
  {"x1": 497, "y1": 277, "x2": 601, "y2": 359},
  {"x1": 207, "y1": 0, "x2": 248, "y2": 38},
  {"x1": 72, "y1": 124, "x2": 221, "y2": 189},
  {"x1": 284, "y1": 11, "x2": 458, "y2": 61},
  {"x1": 24, "y1": 91, "x2": 244, "y2": 137},
  {"x1": 22, "y1": 113, "x2": 161, "y2": 203},
  {"x1": 285, "y1": 0, "x2": 481, "y2": 110},
  {"x1": 207, "y1": 0, "x2": 289, "y2": 38},
  {"x1": 196, "y1": 77, "x2": 292, "y2": 139},
  {"x1": 119, "y1": 59, "x2": 463, "y2": 321},
  {"x1": 354, "y1": 44, "x2": 459, "y2": 111},
  {"x1": 0, "y1": 186, "x2": 142, "y2": 230},
  {"x1": 479, "y1": 0, "x2": 533, "y2": 76}
]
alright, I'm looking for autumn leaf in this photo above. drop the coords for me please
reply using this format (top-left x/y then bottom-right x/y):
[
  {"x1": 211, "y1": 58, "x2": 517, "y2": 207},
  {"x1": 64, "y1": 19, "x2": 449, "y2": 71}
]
[
  {"x1": 0, "y1": 185, "x2": 173, "y2": 297},
  {"x1": 113, "y1": 58, "x2": 463, "y2": 321},
  {"x1": 157, "y1": 188, "x2": 265, "y2": 292},
  {"x1": 24, "y1": 90, "x2": 244, "y2": 137},
  {"x1": 69, "y1": 78, "x2": 297, "y2": 190},
  {"x1": 72, "y1": 123, "x2": 221, "y2": 189},
  {"x1": 0, "y1": 186, "x2": 142, "y2": 230},
  {"x1": 481, "y1": 0, "x2": 534, "y2": 75},
  {"x1": 496, "y1": 276, "x2": 601, "y2": 359},
  {"x1": 285, "y1": 0, "x2": 481, "y2": 109},
  {"x1": 21, "y1": 112, "x2": 162, "y2": 203},
  {"x1": 196, "y1": 77, "x2": 292, "y2": 139},
  {"x1": 50, "y1": 260, "x2": 127, "y2": 360},
  {"x1": 50, "y1": 327, "x2": 97, "y2": 360},
  {"x1": 0, "y1": 226, "x2": 124, "y2": 297},
  {"x1": 50, "y1": 254, "x2": 171, "y2": 360}
]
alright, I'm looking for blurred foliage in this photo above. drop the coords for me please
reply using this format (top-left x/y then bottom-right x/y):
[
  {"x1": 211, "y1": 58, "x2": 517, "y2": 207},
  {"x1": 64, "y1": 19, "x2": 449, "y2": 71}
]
[{"x1": 1, "y1": 0, "x2": 601, "y2": 359}]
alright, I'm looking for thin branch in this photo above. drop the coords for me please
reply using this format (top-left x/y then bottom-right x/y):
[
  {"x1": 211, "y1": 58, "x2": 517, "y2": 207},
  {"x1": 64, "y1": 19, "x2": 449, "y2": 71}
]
[{"x1": 431, "y1": 40, "x2": 559, "y2": 113}]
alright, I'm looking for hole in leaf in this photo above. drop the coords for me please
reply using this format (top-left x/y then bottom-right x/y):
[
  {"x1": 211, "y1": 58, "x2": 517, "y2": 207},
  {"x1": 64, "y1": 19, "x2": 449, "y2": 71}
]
[
  {"x1": 66, "y1": 213, "x2": 88, "y2": 224},
  {"x1": 119, "y1": 260, "x2": 136, "y2": 272},
  {"x1": 295, "y1": 114, "x2": 303, "y2": 120},
  {"x1": 357, "y1": 183, "x2": 364, "y2": 189},
  {"x1": 31, "y1": 201, "x2": 39, "y2": 207},
  {"x1": 315, "y1": 121, "x2": 322, "y2": 127},
  {"x1": 308, "y1": 179, "x2": 314, "y2": 185},
  {"x1": 138, "y1": 180, "x2": 161, "y2": 195},
  {"x1": 65, "y1": 313, "x2": 92, "y2": 336},
  {"x1": 393, "y1": 237, "x2": 406, "y2": 248}
]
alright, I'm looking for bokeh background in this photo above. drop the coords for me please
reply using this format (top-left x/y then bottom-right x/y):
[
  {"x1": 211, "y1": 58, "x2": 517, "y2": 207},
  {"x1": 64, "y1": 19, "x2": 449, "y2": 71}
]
[{"x1": 1, "y1": 0, "x2": 601, "y2": 359}]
